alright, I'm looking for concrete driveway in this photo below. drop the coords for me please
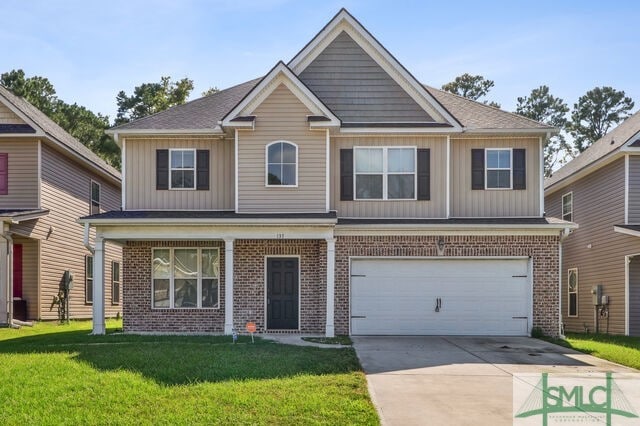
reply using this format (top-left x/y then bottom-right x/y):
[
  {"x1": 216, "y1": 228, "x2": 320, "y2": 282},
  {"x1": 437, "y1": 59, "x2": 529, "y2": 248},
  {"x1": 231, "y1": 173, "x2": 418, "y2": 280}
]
[{"x1": 352, "y1": 336, "x2": 637, "y2": 426}]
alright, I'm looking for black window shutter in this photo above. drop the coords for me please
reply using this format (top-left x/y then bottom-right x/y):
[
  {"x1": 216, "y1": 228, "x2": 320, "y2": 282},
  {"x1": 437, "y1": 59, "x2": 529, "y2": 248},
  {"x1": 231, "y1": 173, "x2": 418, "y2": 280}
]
[
  {"x1": 471, "y1": 149, "x2": 485, "y2": 190},
  {"x1": 340, "y1": 149, "x2": 354, "y2": 201},
  {"x1": 196, "y1": 150, "x2": 210, "y2": 190},
  {"x1": 156, "y1": 149, "x2": 169, "y2": 190},
  {"x1": 513, "y1": 148, "x2": 526, "y2": 190},
  {"x1": 417, "y1": 148, "x2": 430, "y2": 200}
]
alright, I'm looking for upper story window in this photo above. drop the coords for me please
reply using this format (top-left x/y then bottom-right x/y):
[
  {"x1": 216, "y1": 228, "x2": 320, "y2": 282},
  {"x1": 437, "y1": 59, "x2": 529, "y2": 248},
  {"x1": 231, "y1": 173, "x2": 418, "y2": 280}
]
[
  {"x1": 0, "y1": 153, "x2": 8, "y2": 195},
  {"x1": 170, "y1": 149, "x2": 196, "y2": 189},
  {"x1": 354, "y1": 147, "x2": 416, "y2": 200},
  {"x1": 486, "y1": 149, "x2": 512, "y2": 189},
  {"x1": 266, "y1": 141, "x2": 297, "y2": 186},
  {"x1": 562, "y1": 192, "x2": 573, "y2": 222},
  {"x1": 90, "y1": 181, "x2": 101, "y2": 215},
  {"x1": 156, "y1": 149, "x2": 209, "y2": 191},
  {"x1": 471, "y1": 148, "x2": 526, "y2": 191}
]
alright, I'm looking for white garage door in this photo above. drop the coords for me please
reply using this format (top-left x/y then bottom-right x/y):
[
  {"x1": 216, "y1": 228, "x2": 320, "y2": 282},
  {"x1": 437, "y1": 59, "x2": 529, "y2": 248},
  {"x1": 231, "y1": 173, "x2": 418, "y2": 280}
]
[{"x1": 350, "y1": 258, "x2": 530, "y2": 336}]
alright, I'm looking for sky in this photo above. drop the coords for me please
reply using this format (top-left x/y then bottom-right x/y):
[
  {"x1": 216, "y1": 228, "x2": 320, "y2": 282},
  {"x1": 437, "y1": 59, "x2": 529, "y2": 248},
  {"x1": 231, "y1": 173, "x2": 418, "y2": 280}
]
[{"x1": 1, "y1": 0, "x2": 638, "y2": 121}]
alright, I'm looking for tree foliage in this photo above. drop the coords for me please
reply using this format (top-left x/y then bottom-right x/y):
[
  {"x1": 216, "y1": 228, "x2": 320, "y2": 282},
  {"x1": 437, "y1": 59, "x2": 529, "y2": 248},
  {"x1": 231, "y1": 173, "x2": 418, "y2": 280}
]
[
  {"x1": 1, "y1": 69, "x2": 120, "y2": 168},
  {"x1": 515, "y1": 85, "x2": 570, "y2": 176},
  {"x1": 442, "y1": 73, "x2": 500, "y2": 107},
  {"x1": 201, "y1": 87, "x2": 220, "y2": 97},
  {"x1": 115, "y1": 76, "x2": 194, "y2": 125},
  {"x1": 569, "y1": 86, "x2": 634, "y2": 152}
]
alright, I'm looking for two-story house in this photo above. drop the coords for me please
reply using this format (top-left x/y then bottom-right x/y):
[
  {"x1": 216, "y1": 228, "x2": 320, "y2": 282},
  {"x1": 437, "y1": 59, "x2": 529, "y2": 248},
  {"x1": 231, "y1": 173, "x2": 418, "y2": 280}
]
[
  {"x1": 546, "y1": 111, "x2": 640, "y2": 336},
  {"x1": 0, "y1": 85, "x2": 122, "y2": 326},
  {"x1": 82, "y1": 9, "x2": 573, "y2": 337}
]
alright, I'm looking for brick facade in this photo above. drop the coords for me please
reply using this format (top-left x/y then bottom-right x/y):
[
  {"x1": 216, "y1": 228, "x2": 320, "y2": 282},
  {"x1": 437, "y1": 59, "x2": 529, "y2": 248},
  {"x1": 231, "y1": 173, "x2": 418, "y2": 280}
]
[
  {"x1": 334, "y1": 235, "x2": 560, "y2": 337},
  {"x1": 123, "y1": 234, "x2": 560, "y2": 337},
  {"x1": 123, "y1": 241, "x2": 226, "y2": 333},
  {"x1": 123, "y1": 239, "x2": 326, "y2": 334}
]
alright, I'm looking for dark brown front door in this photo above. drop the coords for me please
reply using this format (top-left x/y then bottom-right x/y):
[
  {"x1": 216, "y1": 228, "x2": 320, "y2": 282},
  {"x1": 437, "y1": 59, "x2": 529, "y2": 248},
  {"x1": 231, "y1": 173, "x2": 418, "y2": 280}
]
[{"x1": 267, "y1": 258, "x2": 299, "y2": 330}]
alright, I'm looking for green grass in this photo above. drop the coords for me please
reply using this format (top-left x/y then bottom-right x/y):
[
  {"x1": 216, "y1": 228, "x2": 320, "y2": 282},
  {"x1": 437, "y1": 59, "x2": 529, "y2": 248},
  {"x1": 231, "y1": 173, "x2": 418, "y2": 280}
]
[
  {"x1": 544, "y1": 333, "x2": 640, "y2": 370},
  {"x1": 301, "y1": 336, "x2": 353, "y2": 345},
  {"x1": 0, "y1": 320, "x2": 378, "y2": 425}
]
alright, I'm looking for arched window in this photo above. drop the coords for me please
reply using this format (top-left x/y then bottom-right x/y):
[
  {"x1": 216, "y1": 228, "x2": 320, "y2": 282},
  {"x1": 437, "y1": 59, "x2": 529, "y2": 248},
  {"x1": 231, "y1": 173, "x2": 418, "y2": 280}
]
[{"x1": 266, "y1": 141, "x2": 298, "y2": 186}]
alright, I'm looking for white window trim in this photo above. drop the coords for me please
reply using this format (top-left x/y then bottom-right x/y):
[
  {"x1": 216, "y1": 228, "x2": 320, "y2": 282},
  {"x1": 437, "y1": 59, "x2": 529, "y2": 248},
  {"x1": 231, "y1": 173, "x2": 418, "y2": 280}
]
[
  {"x1": 353, "y1": 146, "x2": 418, "y2": 201},
  {"x1": 151, "y1": 247, "x2": 220, "y2": 309},
  {"x1": 567, "y1": 268, "x2": 578, "y2": 317},
  {"x1": 85, "y1": 255, "x2": 93, "y2": 305},
  {"x1": 265, "y1": 140, "x2": 299, "y2": 188},
  {"x1": 90, "y1": 180, "x2": 101, "y2": 215},
  {"x1": 485, "y1": 148, "x2": 513, "y2": 190},
  {"x1": 562, "y1": 192, "x2": 573, "y2": 222},
  {"x1": 112, "y1": 261, "x2": 120, "y2": 305},
  {"x1": 169, "y1": 148, "x2": 197, "y2": 190}
]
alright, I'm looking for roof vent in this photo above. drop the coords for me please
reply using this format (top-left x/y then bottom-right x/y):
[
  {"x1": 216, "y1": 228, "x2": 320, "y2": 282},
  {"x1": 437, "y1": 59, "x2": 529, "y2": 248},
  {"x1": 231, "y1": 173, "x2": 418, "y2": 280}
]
[{"x1": 610, "y1": 139, "x2": 615, "y2": 145}]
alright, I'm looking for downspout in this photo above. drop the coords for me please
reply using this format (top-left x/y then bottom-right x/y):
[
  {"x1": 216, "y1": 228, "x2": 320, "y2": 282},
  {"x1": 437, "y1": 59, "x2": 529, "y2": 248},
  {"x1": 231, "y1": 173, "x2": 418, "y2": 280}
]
[
  {"x1": 84, "y1": 222, "x2": 95, "y2": 255},
  {"x1": 558, "y1": 227, "x2": 572, "y2": 338},
  {"x1": 0, "y1": 227, "x2": 14, "y2": 327}
]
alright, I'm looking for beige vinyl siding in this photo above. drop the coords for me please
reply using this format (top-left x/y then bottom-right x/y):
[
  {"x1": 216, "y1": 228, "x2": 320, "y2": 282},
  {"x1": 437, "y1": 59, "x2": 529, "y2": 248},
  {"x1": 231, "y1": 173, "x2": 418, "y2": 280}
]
[
  {"x1": 546, "y1": 158, "x2": 638, "y2": 334},
  {"x1": 12, "y1": 142, "x2": 123, "y2": 320},
  {"x1": 0, "y1": 103, "x2": 24, "y2": 124},
  {"x1": 12, "y1": 236, "x2": 39, "y2": 320},
  {"x1": 627, "y1": 155, "x2": 640, "y2": 223},
  {"x1": 451, "y1": 137, "x2": 541, "y2": 217},
  {"x1": 237, "y1": 83, "x2": 326, "y2": 213},
  {"x1": 125, "y1": 136, "x2": 234, "y2": 210},
  {"x1": 330, "y1": 135, "x2": 447, "y2": 218},
  {"x1": 0, "y1": 138, "x2": 39, "y2": 208},
  {"x1": 298, "y1": 31, "x2": 432, "y2": 123}
]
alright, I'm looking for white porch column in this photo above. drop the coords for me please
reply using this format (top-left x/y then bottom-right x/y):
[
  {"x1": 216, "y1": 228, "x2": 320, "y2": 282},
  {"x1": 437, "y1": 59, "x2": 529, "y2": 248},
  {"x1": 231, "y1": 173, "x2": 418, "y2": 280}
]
[
  {"x1": 92, "y1": 237, "x2": 105, "y2": 335},
  {"x1": 325, "y1": 237, "x2": 336, "y2": 337},
  {"x1": 224, "y1": 238, "x2": 234, "y2": 335}
]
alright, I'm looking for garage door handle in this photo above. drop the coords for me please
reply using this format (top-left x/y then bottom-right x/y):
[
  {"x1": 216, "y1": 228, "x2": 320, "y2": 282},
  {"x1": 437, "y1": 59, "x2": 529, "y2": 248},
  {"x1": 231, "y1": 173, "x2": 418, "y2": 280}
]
[{"x1": 351, "y1": 315, "x2": 366, "y2": 319}]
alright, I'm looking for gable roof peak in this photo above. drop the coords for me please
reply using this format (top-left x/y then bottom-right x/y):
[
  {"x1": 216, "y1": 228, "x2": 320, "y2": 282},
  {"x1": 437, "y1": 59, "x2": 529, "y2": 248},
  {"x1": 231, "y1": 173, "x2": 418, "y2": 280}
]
[{"x1": 221, "y1": 60, "x2": 340, "y2": 128}]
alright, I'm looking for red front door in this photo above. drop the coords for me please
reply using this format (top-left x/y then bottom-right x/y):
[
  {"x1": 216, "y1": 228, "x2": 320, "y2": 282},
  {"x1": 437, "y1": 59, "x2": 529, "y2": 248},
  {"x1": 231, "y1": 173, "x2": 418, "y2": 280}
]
[{"x1": 13, "y1": 244, "x2": 23, "y2": 299}]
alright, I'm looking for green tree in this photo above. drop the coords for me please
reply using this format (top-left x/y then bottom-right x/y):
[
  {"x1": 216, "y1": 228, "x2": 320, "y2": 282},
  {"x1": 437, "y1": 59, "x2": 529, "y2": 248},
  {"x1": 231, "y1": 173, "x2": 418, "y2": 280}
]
[
  {"x1": 569, "y1": 86, "x2": 634, "y2": 152},
  {"x1": 1, "y1": 69, "x2": 57, "y2": 115},
  {"x1": 1, "y1": 69, "x2": 120, "y2": 168},
  {"x1": 201, "y1": 86, "x2": 220, "y2": 97},
  {"x1": 115, "y1": 76, "x2": 194, "y2": 125},
  {"x1": 442, "y1": 73, "x2": 500, "y2": 107},
  {"x1": 515, "y1": 85, "x2": 570, "y2": 176}
]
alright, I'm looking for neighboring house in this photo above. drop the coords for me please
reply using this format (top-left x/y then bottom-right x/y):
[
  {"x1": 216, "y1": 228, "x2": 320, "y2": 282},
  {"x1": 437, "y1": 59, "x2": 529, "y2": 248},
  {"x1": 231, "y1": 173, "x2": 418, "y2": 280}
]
[
  {"x1": 0, "y1": 85, "x2": 122, "y2": 326},
  {"x1": 82, "y1": 9, "x2": 573, "y2": 337},
  {"x1": 545, "y1": 111, "x2": 640, "y2": 336}
]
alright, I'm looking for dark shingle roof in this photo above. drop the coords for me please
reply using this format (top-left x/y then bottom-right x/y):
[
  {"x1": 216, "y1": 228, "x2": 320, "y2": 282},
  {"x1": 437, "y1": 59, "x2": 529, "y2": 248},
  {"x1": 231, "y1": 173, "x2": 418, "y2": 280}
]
[
  {"x1": 109, "y1": 78, "x2": 552, "y2": 133},
  {"x1": 337, "y1": 217, "x2": 566, "y2": 226},
  {"x1": 80, "y1": 210, "x2": 337, "y2": 221},
  {"x1": 424, "y1": 86, "x2": 553, "y2": 130},
  {"x1": 545, "y1": 110, "x2": 640, "y2": 190},
  {"x1": 110, "y1": 79, "x2": 260, "y2": 131},
  {"x1": 0, "y1": 123, "x2": 35, "y2": 134},
  {"x1": 0, "y1": 85, "x2": 120, "y2": 181}
]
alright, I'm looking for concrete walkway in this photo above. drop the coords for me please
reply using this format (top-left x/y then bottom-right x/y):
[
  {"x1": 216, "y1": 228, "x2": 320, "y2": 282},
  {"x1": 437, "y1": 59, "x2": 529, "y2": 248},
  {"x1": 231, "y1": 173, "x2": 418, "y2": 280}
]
[
  {"x1": 353, "y1": 336, "x2": 638, "y2": 426},
  {"x1": 261, "y1": 334, "x2": 351, "y2": 348}
]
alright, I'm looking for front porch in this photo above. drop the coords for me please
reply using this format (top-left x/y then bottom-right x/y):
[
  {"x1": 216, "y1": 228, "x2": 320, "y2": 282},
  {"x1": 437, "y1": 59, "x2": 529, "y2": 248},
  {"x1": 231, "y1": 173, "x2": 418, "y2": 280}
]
[{"x1": 82, "y1": 213, "x2": 337, "y2": 337}]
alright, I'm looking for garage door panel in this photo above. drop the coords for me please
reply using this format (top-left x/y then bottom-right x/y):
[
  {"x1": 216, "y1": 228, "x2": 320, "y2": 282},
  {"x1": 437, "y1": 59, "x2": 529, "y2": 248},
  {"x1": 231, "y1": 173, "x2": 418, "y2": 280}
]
[{"x1": 350, "y1": 258, "x2": 530, "y2": 336}]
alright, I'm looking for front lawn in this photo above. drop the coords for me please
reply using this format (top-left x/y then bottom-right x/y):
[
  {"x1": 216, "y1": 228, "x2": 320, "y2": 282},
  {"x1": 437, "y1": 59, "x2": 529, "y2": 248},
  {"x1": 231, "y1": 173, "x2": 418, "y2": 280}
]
[
  {"x1": 0, "y1": 320, "x2": 378, "y2": 425},
  {"x1": 547, "y1": 333, "x2": 640, "y2": 370}
]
